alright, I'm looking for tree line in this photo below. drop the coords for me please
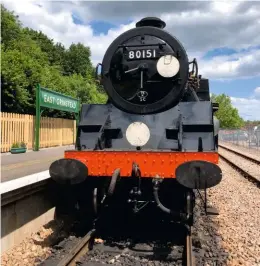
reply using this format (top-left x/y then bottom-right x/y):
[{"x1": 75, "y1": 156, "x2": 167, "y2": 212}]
[{"x1": 1, "y1": 5, "x2": 258, "y2": 128}]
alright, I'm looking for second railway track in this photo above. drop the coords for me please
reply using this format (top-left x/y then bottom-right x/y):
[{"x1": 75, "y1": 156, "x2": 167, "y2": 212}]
[
  {"x1": 218, "y1": 144, "x2": 260, "y2": 187},
  {"x1": 218, "y1": 144, "x2": 260, "y2": 165}
]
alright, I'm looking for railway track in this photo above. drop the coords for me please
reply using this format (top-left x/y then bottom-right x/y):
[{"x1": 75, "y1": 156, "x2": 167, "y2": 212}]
[
  {"x1": 43, "y1": 220, "x2": 195, "y2": 266},
  {"x1": 56, "y1": 229, "x2": 96, "y2": 266},
  {"x1": 218, "y1": 144, "x2": 260, "y2": 165},
  {"x1": 218, "y1": 144, "x2": 260, "y2": 187}
]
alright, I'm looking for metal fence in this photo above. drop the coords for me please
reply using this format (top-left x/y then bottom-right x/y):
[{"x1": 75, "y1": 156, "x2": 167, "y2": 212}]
[{"x1": 219, "y1": 127, "x2": 260, "y2": 150}]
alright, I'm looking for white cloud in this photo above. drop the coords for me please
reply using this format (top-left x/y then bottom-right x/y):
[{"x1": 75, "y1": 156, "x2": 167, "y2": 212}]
[
  {"x1": 3, "y1": 0, "x2": 260, "y2": 80},
  {"x1": 231, "y1": 97, "x2": 260, "y2": 120},
  {"x1": 2, "y1": 0, "x2": 135, "y2": 66},
  {"x1": 231, "y1": 87, "x2": 260, "y2": 120},
  {"x1": 199, "y1": 49, "x2": 260, "y2": 80},
  {"x1": 253, "y1": 87, "x2": 260, "y2": 99}
]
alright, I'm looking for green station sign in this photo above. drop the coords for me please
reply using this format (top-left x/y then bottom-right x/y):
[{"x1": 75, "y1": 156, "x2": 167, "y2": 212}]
[
  {"x1": 40, "y1": 87, "x2": 80, "y2": 113},
  {"x1": 34, "y1": 84, "x2": 80, "y2": 151}
]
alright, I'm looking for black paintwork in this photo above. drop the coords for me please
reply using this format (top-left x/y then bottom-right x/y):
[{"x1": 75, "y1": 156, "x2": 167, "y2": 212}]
[
  {"x1": 49, "y1": 17, "x2": 221, "y2": 225},
  {"x1": 76, "y1": 100, "x2": 216, "y2": 152},
  {"x1": 136, "y1": 17, "x2": 166, "y2": 28},
  {"x1": 101, "y1": 22, "x2": 189, "y2": 115}
]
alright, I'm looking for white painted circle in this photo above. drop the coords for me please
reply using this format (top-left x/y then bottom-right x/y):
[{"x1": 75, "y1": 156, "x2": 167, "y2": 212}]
[
  {"x1": 156, "y1": 55, "x2": 180, "y2": 78},
  {"x1": 126, "y1": 122, "x2": 150, "y2": 147}
]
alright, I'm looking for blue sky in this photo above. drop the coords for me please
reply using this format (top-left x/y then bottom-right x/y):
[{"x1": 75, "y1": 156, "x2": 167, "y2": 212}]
[
  {"x1": 210, "y1": 77, "x2": 259, "y2": 98},
  {"x1": 89, "y1": 20, "x2": 118, "y2": 36},
  {"x1": 2, "y1": 1, "x2": 260, "y2": 120}
]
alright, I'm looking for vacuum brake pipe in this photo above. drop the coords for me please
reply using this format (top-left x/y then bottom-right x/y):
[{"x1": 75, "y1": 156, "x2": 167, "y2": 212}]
[
  {"x1": 152, "y1": 178, "x2": 190, "y2": 221},
  {"x1": 153, "y1": 180, "x2": 171, "y2": 214}
]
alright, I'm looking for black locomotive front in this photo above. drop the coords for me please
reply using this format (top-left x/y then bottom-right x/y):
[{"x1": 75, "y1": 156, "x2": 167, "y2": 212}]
[
  {"x1": 100, "y1": 17, "x2": 190, "y2": 114},
  {"x1": 50, "y1": 17, "x2": 222, "y2": 232}
]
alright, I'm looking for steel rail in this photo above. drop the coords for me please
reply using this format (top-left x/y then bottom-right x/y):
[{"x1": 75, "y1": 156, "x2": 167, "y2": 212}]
[
  {"x1": 185, "y1": 233, "x2": 195, "y2": 266},
  {"x1": 218, "y1": 144, "x2": 260, "y2": 165},
  {"x1": 57, "y1": 229, "x2": 96, "y2": 266},
  {"x1": 219, "y1": 152, "x2": 260, "y2": 188}
]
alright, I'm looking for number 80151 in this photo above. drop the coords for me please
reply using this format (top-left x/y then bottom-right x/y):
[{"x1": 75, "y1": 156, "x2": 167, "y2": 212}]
[{"x1": 127, "y1": 49, "x2": 157, "y2": 60}]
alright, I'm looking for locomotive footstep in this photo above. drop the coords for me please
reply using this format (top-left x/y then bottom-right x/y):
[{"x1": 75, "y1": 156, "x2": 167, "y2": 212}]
[
  {"x1": 175, "y1": 160, "x2": 222, "y2": 189},
  {"x1": 49, "y1": 158, "x2": 88, "y2": 185}
]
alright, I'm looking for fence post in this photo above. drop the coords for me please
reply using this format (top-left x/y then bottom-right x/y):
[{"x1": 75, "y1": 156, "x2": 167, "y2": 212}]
[{"x1": 24, "y1": 115, "x2": 29, "y2": 148}]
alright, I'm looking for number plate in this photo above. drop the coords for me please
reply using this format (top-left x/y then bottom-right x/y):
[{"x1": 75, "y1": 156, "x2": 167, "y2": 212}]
[{"x1": 126, "y1": 49, "x2": 158, "y2": 60}]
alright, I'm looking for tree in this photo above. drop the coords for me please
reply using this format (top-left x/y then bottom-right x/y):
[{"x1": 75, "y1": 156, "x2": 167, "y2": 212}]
[
  {"x1": 1, "y1": 4, "x2": 107, "y2": 118},
  {"x1": 23, "y1": 28, "x2": 66, "y2": 66},
  {"x1": 1, "y1": 32, "x2": 51, "y2": 112},
  {"x1": 53, "y1": 42, "x2": 66, "y2": 67},
  {"x1": 211, "y1": 94, "x2": 244, "y2": 129},
  {"x1": 1, "y1": 4, "x2": 22, "y2": 49},
  {"x1": 63, "y1": 43, "x2": 92, "y2": 77}
]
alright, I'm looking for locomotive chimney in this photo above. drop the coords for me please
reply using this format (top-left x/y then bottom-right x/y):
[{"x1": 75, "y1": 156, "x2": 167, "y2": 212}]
[{"x1": 136, "y1": 17, "x2": 166, "y2": 29}]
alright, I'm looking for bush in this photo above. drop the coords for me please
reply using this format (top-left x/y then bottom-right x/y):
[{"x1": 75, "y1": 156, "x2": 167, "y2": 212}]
[
  {"x1": 11, "y1": 142, "x2": 20, "y2": 148},
  {"x1": 11, "y1": 141, "x2": 27, "y2": 148}
]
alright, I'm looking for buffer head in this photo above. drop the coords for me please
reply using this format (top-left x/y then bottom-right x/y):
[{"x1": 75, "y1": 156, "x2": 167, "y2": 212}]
[
  {"x1": 49, "y1": 158, "x2": 88, "y2": 185},
  {"x1": 175, "y1": 160, "x2": 222, "y2": 189}
]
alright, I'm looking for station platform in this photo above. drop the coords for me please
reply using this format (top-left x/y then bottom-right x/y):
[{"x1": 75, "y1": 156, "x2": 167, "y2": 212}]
[{"x1": 1, "y1": 145, "x2": 75, "y2": 183}]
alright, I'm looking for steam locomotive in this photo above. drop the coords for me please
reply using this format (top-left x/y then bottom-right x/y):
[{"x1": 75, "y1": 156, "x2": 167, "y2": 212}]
[{"x1": 50, "y1": 17, "x2": 222, "y2": 229}]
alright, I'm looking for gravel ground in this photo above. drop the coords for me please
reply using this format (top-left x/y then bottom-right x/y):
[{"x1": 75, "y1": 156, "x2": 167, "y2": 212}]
[
  {"x1": 219, "y1": 147, "x2": 260, "y2": 181},
  {"x1": 220, "y1": 141, "x2": 260, "y2": 160},
  {"x1": 1, "y1": 219, "x2": 71, "y2": 266},
  {"x1": 192, "y1": 196, "x2": 227, "y2": 266},
  {"x1": 198, "y1": 160, "x2": 260, "y2": 266}
]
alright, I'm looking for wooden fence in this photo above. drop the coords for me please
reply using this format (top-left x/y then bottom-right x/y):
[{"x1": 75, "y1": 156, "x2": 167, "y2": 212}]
[{"x1": 1, "y1": 112, "x2": 76, "y2": 153}]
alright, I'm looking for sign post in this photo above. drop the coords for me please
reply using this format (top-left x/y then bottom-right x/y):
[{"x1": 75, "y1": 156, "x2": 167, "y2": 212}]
[{"x1": 34, "y1": 84, "x2": 80, "y2": 151}]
